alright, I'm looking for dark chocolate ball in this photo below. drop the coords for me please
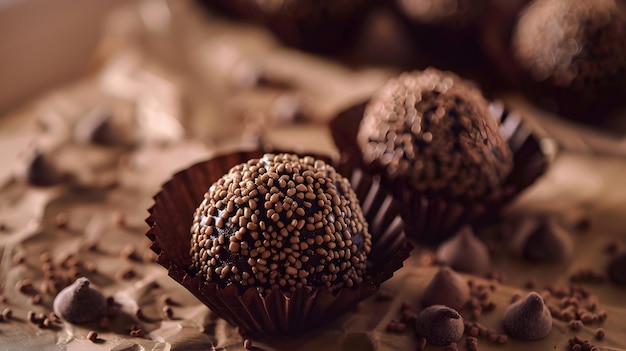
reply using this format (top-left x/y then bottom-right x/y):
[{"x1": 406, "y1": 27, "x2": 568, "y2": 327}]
[
  {"x1": 190, "y1": 153, "x2": 371, "y2": 294},
  {"x1": 357, "y1": 68, "x2": 513, "y2": 200},
  {"x1": 512, "y1": 0, "x2": 626, "y2": 119}
]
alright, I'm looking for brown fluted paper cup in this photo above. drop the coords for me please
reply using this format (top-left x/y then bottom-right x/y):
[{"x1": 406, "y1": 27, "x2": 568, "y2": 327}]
[
  {"x1": 146, "y1": 150, "x2": 412, "y2": 338},
  {"x1": 330, "y1": 100, "x2": 551, "y2": 246}
]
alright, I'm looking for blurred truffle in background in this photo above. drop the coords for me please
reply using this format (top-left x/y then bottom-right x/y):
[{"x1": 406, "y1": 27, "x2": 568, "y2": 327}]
[{"x1": 511, "y1": 0, "x2": 626, "y2": 121}]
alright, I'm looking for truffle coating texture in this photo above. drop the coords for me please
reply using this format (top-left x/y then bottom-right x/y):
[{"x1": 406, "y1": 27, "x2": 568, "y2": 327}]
[
  {"x1": 415, "y1": 305, "x2": 464, "y2": 345},
  {"x1": 357, "y1": 68, "x2": 513, "y2": 200},
  {"x1": 513, "y1": 0, "x2": 626, "y2": 91},
  {"x1": 190, "y1": 153, "x2": 372, "y2": 294},
  {"x1": 503, "y1": 292, "x2": 552, "y2": 340}
]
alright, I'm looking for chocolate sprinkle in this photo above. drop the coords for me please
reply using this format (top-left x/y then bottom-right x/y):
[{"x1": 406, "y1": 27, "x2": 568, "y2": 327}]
[
  {"x1": 190, "y1": 153, "x2": 371, "y2": 294},
  {"x1": 415, "y1": 305, "x2": 464, "y2": 346},
  {"x1": 357, "y1": 68, "x2": 512, "y2": 200},
  {"x1": 503, "y1": 292, "x2": 552, "y2": 341}
]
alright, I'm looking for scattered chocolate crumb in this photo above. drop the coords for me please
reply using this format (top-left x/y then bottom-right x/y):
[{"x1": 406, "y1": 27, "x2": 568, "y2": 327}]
[
  {"x1": 568, "y1": 320, "x2": 583, "y2": 331},
  {"x1": 574, "y1": 216, "x2": 591, "y2": 232},
  {"x1": 401, "y1": 309, "x2": 417, "y2": 324},
  {"x1": 136, "y1": 308, "x2": 148, "y2": 321},
  {"x1": 570, "y1": 268, "x2": 606, "y2": 284},
  {"x1": 443, "y1": 342, "x2": 458, "y2": 351},
  {"x1": 87, "y1": 331, "x2": 98, "y2": 342},
  {"x1": 12, "y1": 252, "x2": 26, "y2": 265},
  {"x1": 27, "y1": 311, "x2": 37, "y2": 324},
  {"x1": 466, "y1": 336, "x2": 478, "y2": 351},
  {"x1": 28, "y1": 294, "x2": 42, "y2": 305},
  {"x1": 595, "y1": 328, "x2": 605, "y2": 340},
  {"x1": 568, "y1": 337, "x2": 600, "y2": 351},
  {"x1": 524, "y1": 279, "x2": 536, "y2": 289},
  {"x1": 503, "y1": 292, "x2": 552, "y2": 341},
  {"x1": 604, "y1": 240, "x2": 621, "y2": 255},
  {"x1": 83, "y1": 261, "x2": 97, "y2": 273},
  {"x1": 386, "y1": 319, "x2": 407, "y2": 333},
  {"x1": 129, "y1": 328, "x2": 145, "y2": 337},
  {"x1": 485, "y1": 270, "x2": 505, "y2": 283},
  {"x1": 2, "y1": 308, "x2": 12, "y2": 320},
  {"x1": 119, "y1": 268, "x2": 136, "y2": 280},
  {"x1": 496, "y1": 334, "x2": 508, "y2": 344},
  {"x1": 16, "y1": 279, "x2": 35, "y2": 294},
  {"x1": 54, "y1": 212, "x2": 69, "y2": 228},
  {"x1": 40, "y1": 252, "x2": 52, "y2": 263},
  {"x1": 162, "y1": 306, "x2": 174, "y2": 319},
  {"x1": 160, "y1": 294, "x2": 178, "y2": 306},
  {"x1": 48, "y1": 312, "x2": 59, "y2": 323},
  {"x1": 243, "y1": 339, "x2": 253, "y2": 350}
]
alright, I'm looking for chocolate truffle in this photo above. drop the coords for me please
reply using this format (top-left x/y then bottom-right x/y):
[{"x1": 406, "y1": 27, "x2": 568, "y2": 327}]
[
  {"x1": 53, "y1": 277, "x2": 106, "y2": 324},
  {"x1": 190, "y1": 153, "x2": 372, "y2": 294},
  {"x1": 421, "y1": 266, "x2": 470, "y2": 310},
  {"x1": 415, "y1": 305, "x2": 464, "y2": 346},
  {"x1": 515, "y1": 218, "x2": 573, "y2": 263},
  {"x1": 512, "y1": 0, "x2": 626, "y2": 120},
  {"x1": 502, "y1": 292, "x2": 552, "y2": 341},
  {"x1": 357, "y1": 68, "x2": 513, "y2": 201},
  {"x1": 435, "y1": 226, "x2": 490, "y2": 275}
]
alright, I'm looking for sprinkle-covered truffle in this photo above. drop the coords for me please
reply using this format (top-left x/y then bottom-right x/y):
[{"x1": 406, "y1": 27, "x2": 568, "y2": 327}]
[
  {"x1": 421, "y1": 266, "x2": 470, "y2": 310},
  {"x1": 190, "y1": 153, "x2": 372, "y2": 294},
  {"x1": 436, "y1": 226, "x2": 490, "y2": 275},
  {"x1": 512, "y1": 0, "x2": 626, "y2": 118},
  {"x1": 53, "y1": 277, "x2": 106, "y2": 324},
  {"x1": 503, "y1": 292, "x2": 552, "y2": 341},
  {"x1": 415, "y1": 305, "x2": 464, "y2": 346},
  {"x1": 357, "y1": 68, "x2": 513, "y2": 200}
]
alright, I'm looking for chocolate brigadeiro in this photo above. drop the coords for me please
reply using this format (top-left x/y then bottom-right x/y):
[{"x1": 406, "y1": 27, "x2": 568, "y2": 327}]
[
  {"x1": 190, "y1": 153, "x2": 371, "y2": 294},
  {"x1": 512, "y1": 0, "x2": 626, "y2": 121},
  {"x1": 147, "y1": 151, "x2": 411, "y2": 338},
  {"x1": 356, "y1": 68, "x2": 514, "y2": 245},
  {"x1": 199, "y1": 0, "x2": 370, "y2": 53}
]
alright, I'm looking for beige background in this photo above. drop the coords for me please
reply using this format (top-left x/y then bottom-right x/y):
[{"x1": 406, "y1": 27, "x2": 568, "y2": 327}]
[{"x1": 0, "y1": 0, "x2": 132, "y2": 114}]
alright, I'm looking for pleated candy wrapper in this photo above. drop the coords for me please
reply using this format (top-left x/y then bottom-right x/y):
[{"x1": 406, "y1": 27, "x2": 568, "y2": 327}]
[
  {"x1": 330, "y1": 100, "x2": 551, "y2": 245},
  {"x1": 146, "y1": 150, "x2": 412, "y2": 338}
]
